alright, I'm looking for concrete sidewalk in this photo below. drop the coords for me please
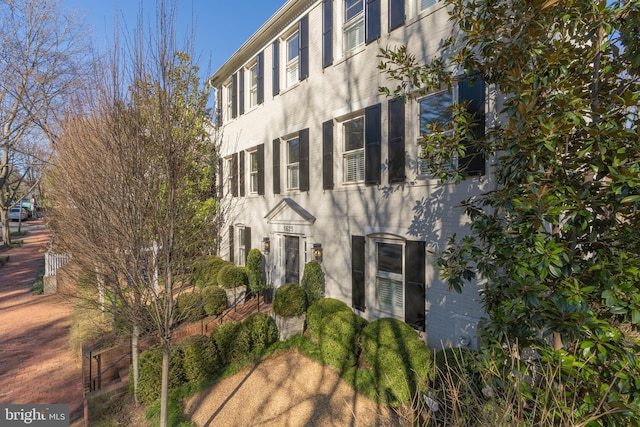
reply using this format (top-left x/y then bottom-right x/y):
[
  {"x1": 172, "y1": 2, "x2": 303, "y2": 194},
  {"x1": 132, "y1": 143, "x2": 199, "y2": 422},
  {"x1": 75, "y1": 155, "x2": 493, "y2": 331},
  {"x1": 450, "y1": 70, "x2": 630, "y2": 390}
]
[{"x1": 0, "y1": 220, "x2": 84, "y2": 425}]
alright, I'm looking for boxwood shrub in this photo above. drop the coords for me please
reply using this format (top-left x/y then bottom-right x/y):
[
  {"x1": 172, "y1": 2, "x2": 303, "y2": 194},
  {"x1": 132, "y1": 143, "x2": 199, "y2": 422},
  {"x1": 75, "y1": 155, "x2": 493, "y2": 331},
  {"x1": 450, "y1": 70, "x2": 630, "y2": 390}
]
[
  {"x1": 179, "y1": 335, "x2": 221, "y2": 384},
  {"x1": 306, "y1": 298, "x2": 352, "y2": 340},
  {"x1": 176, "y1": 291, "x2": 205, "y2": 323},
  {"x1": 210, "y1": 321, "x2": 251, "y2": 364},
  {"x1": 244, "y1": 312, "x2": 278, "y2": 354},
  {"x1": 318, "y1": 310, "x2": 367, "y2": 371},
  {"x1": 273, "y1": 283, "x2": 306, "y2": 317},
  {"x1": 135, "y1": 344, "x2": 186, "y2": 404},
  {"x1": 202, "y1": 285, "x2": 228, "y2": 316},
  {"x1": 361, "y1": 318, "x2": 432, "y2": 406},
  {"x1": 245, "y1": 249, "x2": 264, "y2": 296},
  {"x1": 301, "y1": 261, "x2": 323, "y2": 306},
  {"x1": 217, "y1": 265, "x2": 248, "y2": 289},
  {"x1": 191, "y1": 256, "x2": 233, "y2": 287}
]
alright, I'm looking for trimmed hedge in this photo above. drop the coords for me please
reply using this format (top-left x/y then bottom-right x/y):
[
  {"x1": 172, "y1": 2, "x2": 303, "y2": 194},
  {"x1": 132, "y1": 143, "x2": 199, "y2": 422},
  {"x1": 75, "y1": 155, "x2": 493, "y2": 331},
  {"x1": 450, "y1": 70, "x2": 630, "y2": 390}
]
[
  {"x1": 179, "y1": 335, "x2": 221, "y2": 384},
  {"x1": 191, "y1": 256, "x2": 233, "y2": 287},
  {"x1": 202, "y1": 286, "x2": 228, "y2": 316},
  {"x1": 318, "y1": 310, "x2": 367, "y2": 371},
  {"x1": 306, "y1": 298, "x2": 352, "y2": 340},
  {"x1": 301, "y1": 261, "x2": 323, "y2": 306},
  {"x1": 244, "y1": 312, "x2": 278, "y2": 353},
  {"x1": 361, "y1": 318, "x2": 432, "y2": 406},
  {"x1": 135, "y1": 345, "x2": 186, "y2": 404},
  {"x1": 176, "y1": 291, "x2": 205, "y2": 323},
  {"x1": 246, "y1": 249, "x2": 264, "y2": 295},
  {"x1": 273, "y1": 283, "x2": 306, "y2": 317},
  {"x1": 217, "y1": 265, "x2": 248, "y2": 289},
  {"x1": 210, "y1": 321, "x2": 251, "y2": 364}
]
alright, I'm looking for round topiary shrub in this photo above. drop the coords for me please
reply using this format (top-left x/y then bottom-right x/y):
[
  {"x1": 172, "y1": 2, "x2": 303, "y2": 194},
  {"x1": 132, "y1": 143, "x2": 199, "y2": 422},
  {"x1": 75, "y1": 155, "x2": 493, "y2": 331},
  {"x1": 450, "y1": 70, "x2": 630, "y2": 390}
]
[
  {"x1": 217, "y1": 265, "x2": 249, "y2": 289},
  {"x1": 243, "y1": 312, "x2": 278, "y2": 353},
  {"x1": 306, "y1": 298, "x2": 352, "y2": 340},
  {"x1": 210, "y1": 321, "x2": 251, "y2": 364},
  {"x1": 301, "y1": 260, "x2": 323, "y2": 306},
  {"x1": 361, "y1": 318, "x2": 432, "y2": 406},
  {"x1": 179, "y1": 334, "x2": 221, "y2": 384},
  {"x1": 191, "y1": 256, "x2": 234, "y2": 287},
  {"x1": 202, "y1": 286, "x2": 228, "y2": 316},
  {"x1": 273, "y1": 283, "x2": 306, "y2": 317},
  {"x1": 318, "y1": 310, "x2": 367, "y2": 371},
  {"x1": 176, "y1": 291, "x2": 205, "y2": 323},
  {"x1": 135, "y1": 344, "x2": 186, "y2": 404},
  {"x1": 246, "y1": 248, "x2": 264, "y2": 296}
]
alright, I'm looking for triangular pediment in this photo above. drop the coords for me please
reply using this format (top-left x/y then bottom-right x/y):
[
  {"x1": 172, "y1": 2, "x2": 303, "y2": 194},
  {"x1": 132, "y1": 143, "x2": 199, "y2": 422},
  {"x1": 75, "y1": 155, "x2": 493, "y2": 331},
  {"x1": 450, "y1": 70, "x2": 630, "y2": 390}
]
[{"x1": 265, "y1": 198, "x2": 315, "y2": 225}]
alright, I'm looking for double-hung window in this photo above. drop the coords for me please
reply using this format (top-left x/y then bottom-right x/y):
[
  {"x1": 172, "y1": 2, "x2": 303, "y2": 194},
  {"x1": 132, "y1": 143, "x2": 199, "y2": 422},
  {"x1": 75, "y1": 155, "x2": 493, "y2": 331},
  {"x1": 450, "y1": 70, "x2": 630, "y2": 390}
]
[
  {"x1": 343, "y1": 117, "x2": 365, "y2": 182},
  {"x1": 419, "y1": 0, "x2": 438, "y2": 12},
  {"x1": 344, "y1": 0, "x2": 364, "y2": 52},
  {"x1": 249, "y1": 150, "x2": 259, "y2": 193},
  {"x1": 286, "y1": 31, "x2": 300, "y2": 87},
  {"x1": 226, "y1": 157, "x2": 234, "y2": 195},
  {"x1": 287, "y1": 137, "x2": 300, "y2": 189},
  {"x1": 224, "y1": 82, "x2": 233, "y2": 121},
  {"x1": 238, "y1": 228, "x2": 246, "y2": 266},
  {"x1": 418, "y1": 90, "x2": 456, "y2": 174},
  {"x1": 248, "y1": 63, "x2": 258, "y2": 108},
  {"x1": 376, "y1": 242, "x2": 404, "y2": 316}
]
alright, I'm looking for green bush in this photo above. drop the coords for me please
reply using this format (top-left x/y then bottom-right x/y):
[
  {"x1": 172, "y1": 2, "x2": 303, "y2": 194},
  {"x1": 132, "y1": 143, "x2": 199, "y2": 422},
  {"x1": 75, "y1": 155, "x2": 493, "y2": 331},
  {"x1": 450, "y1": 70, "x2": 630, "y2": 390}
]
[
  {"x1": 361, "y1": 318, "x2": 432, "y2": 406},
  {"x1": 318, "y1": 310, "x2": 367, "y2": 371},
  {"x1": 210, "y1": 321, "x2": 251, "y2": 364},
  {"x1": 191, "y1": 256, "x2": 233, "y2": 287},
  {"x1": 273, "y1": 283, "x2": 306, "y2": 317},
  {"x1": 301, "y1": 261, "x2": 323, "y2": 306},
  {"x1": 306, "y1": 298, "x2": 352, "y2": 340},
  {"x1": 202, "y1": 286, "x2": 228, "y2": 316},
  {"x1": 179, "y1": 335, "x2": 221, "y2": 384},
  {"x1": 135, "y1": 345, "x2": 186, "y2": 404},
  {"x1": 217, "y1": 265, "x2": 248, "y2": 289},
  {"x1": 246, "y1": 249, "x2": 264, "y2": 296},
  {"x1": 176, "y1": 291, "x2": 205, "y2": 323},
  {"x1": 243, "y1": 312, "x2": 278, "y2": 353}
]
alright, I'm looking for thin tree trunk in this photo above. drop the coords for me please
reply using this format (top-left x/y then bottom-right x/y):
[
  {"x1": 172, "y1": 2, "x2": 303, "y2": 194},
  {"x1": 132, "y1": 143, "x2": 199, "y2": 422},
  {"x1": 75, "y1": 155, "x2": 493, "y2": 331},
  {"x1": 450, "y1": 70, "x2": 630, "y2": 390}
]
[
  {"x1": 131, "y1": 323, "x2": 140, "y2": 406},
  {"x1": 160, "y1": 339, "x2": 171, "y2": 427}
]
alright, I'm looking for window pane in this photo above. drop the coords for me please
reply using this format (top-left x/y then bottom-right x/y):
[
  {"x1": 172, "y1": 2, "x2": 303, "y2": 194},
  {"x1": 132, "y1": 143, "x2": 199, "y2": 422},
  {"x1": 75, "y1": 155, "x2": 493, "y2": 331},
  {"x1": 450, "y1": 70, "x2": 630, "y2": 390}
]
[
  {"x1": 344, "y1": 117, "x2": 364, "y2": 151},
  {"x1": 344, "y1": 149, "x2": 364, "y2": 182},
  {"x1": 344, "y1": 19, "x2": 364, "y2": 51},
  {"x1": 288, "y1": 164, "x2": 299, "y2": 188},
  {"x1": 377, "y1": 277, "x2": 403, "y2": 312},
  {"x1": 377, "y1": 243, "x2": 403, "y2": 274},
  {"x1": 287, "y1": 33, "x2": 299, "y2": 62},
  {"x1": 420, "y1": 0, "x2": 437, "y2": 11},
  {"x1": 250, "y1": 152, "x2": 258, "y2": 172},
  {"x1": 419, "y1": 91, "x2": 453, "y2": 134},
  {"x1": 286, "y1": 59, "x2": 299, "y2": 86},
  {"x1": 288, "y1": 138, "x2": 300, "y2": 163},
  {"x1": 345, "y1": 0, "x2": 363, "y2": 22}
]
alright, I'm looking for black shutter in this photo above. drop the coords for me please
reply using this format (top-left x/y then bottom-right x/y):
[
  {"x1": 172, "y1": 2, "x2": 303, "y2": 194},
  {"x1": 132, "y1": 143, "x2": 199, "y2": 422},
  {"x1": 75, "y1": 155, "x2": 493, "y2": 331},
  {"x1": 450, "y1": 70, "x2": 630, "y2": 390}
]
[
  {"x1": 299, "y1": 15, "x2": 309, "y2": 80},
  {"x1": 322, "y1": 119, "x2": 334, "y2": 190},
  {"x1": 405, "y1": 240, "x2": 426, "y2": 331},
  {"x1": 273, "y1": 139, "x2": 281, "y2": 194},
  {"x1": 322, "y1": 0, "x2": 333, "y2": 68},
  {"x1": 217, "y1": 157, "x2": 223, "y2": 199},
  {"x1": 389, "y1": 0, "x2": 405, "y2": 31},
  {"x1": 239, "y1": 70, "x2": 245, "y2": 115},
  {"x1": 231, "y1": 73, "x2": 238, "y2": 119},
  {"x1": 458, "y1": 78, "x2": 486, "y2": 176},
  {"x1": 239, "y1": 152, "x2": 245, "y2": 197},
  {"x1": 257, "y1": 144, "x2": 265, "y2": 195},
  {"x1": 257, "y1": 51, "x2": 264, "y2": 105},
  {"x1": 388, "y1": 98, "x2": 406, "y2": 184},
  {"x1": 352, "y1": 235, "x2": 366, "y2": 311},
  {"x1": 232, "y1": 153, "x2": 239, "y2": 197},
  {"x1": 244, "y1": 227, "x2": 252, "y2": 262},
  {"x1": 365, "y1": 103, "x2": 382, "y2": 185},
  {"x1": 215, "y1": 85, "x2": 222, "y2": 126},
  {"x1": 365, "y1": 0, "x2": 380, "y2": 44},
  {"x1": 229, "y1": 226, "x2": 235, "y2": 264},
  {"x1": 299, "y1": 128, "x2": 309, "y2": 192},
  {"x1": 272, "y1": 40, "x2": 280, "y2": 96}
]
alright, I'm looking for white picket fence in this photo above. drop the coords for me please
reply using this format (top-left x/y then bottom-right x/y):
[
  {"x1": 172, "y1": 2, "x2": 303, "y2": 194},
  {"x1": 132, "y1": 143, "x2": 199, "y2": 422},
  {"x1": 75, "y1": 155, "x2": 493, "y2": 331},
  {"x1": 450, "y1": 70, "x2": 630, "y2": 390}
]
[{"x1": 45, "y1": 251, "x2": 72, "y2": 277}]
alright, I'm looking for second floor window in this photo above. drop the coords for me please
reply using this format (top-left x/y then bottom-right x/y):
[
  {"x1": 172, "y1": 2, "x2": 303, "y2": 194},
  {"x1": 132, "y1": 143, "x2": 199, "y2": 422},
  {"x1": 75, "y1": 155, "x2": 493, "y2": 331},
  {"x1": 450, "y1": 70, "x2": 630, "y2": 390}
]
[
  {"x1": 418, "y1": 90, "x2": 456, "y2": 174},
  {"x1": 343, "y1": 117, "x2": 364, "y2": 182},
  {"x1": 286, "y1": 31, "x2": 299, "y2": 87},
  {"x1": 287, "y1": 137, "x2": 300, "y2": 189},
  {"x1": 224, "y1": 83, "x2": 233, "y2": 121},
  {"x1": 249, "y1": 63, "x2": 258, "y2": 108},
  {"x1": 344, "y1": 0, "x2": 364, "y2": 52}
]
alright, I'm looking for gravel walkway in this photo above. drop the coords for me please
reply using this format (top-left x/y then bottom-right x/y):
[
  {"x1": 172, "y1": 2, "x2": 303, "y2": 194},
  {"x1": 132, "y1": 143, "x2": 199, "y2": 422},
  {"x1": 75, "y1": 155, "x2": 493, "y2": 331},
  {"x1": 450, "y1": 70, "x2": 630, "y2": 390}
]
[{"x1": 184, "y1": 350, "x2": 400, "y2": 427}]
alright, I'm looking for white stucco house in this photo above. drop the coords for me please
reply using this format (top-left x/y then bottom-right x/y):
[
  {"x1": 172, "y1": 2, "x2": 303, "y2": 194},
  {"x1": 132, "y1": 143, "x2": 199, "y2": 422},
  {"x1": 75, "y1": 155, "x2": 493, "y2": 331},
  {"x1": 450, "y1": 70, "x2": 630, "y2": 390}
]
[{"x1": 209, "y1": 0, "x2": 494, "y2": 349}]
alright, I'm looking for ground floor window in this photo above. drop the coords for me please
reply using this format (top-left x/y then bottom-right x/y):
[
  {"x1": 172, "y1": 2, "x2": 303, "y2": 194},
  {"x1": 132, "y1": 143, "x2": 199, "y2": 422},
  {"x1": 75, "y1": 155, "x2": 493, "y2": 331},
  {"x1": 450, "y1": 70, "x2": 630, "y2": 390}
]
[{"x1": 376, "y1": 241, "x2": 404, "y2": 316}]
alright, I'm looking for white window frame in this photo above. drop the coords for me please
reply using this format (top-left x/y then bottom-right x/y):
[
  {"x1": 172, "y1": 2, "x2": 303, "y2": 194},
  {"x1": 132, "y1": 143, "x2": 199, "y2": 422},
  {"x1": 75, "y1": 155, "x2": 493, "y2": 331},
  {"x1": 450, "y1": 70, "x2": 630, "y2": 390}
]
[
  {"x1": 375, "y1": 240, "x2": 404, "y2": 317},
  {"x1": 343, "y1": 0, "x2": 364, "y2": 52},
  {"x1": 342, "y1": 116, "x2": 365, "y2": 183},
  {"x1": 287, "y1": 137, "x2": 300, "y2": 189},
  {"x1": 226, "y1": 157, "x2": 234, "y2": 195},
  {"x1": 238, "y1": 227, "x2": 246, "y2": 266},
  {"x1": 418, "y1": 0, "x2": 438, "y2": 13},
  {"x1": 417, "y1": 88, "x2": 458, "y2": 175},
  {"x1": 286, "y1": 31, "x2": 300, "y2": 88},
  {"x1": 224, "y1": 81, "x2": 233, "y2": 121},
  {"x1": 249, "y1": 149, "x2": 258, "y2": 194},
  {"x1": 248, "y1": 62, "x2": 258, "y2": 108}
]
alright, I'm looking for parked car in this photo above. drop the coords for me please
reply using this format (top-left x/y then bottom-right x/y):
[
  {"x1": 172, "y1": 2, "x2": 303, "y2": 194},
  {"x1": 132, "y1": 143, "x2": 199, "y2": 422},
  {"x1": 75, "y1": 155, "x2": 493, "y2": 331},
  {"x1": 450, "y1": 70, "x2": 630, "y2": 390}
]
[{"x1": 8, "y1": 207, "x2": 28, "y2": 221}]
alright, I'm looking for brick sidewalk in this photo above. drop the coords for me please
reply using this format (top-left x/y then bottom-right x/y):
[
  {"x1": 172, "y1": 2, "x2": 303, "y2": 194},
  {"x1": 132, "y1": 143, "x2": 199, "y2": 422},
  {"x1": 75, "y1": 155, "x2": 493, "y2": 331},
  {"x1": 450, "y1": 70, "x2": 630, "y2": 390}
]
[{"x1": 0, "y1": 220, "x2": 84, "y2": 425}]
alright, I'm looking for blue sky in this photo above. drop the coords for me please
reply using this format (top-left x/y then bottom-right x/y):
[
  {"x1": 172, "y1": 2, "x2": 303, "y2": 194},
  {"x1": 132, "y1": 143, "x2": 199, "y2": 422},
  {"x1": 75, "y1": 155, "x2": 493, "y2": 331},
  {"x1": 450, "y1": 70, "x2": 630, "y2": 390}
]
[{"x1": 62, "y1": 0, "x2": 285, "y2": 76}]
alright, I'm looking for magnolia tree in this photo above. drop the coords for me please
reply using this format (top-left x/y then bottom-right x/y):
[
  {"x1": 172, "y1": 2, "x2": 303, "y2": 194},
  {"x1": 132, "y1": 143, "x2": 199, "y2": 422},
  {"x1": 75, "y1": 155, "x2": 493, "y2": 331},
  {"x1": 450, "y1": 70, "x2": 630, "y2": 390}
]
[{"x1": 380, "y1": 0, "x2": 639, "y2": 423}]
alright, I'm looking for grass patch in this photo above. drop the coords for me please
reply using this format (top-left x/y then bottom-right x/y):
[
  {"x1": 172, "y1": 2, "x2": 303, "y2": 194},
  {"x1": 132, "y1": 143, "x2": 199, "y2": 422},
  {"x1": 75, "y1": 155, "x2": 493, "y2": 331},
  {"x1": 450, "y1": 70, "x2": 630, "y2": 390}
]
[{"x1": 31, "y1": 258, "x2": 46, "y2": 295}]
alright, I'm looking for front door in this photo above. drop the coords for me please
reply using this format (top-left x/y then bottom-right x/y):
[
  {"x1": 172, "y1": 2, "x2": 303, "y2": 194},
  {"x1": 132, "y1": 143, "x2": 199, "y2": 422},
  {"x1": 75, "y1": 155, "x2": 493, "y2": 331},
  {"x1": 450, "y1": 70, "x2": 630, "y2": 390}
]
[{"x1": 284, "y1": 236, "x2": 300, "y2": 284}]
